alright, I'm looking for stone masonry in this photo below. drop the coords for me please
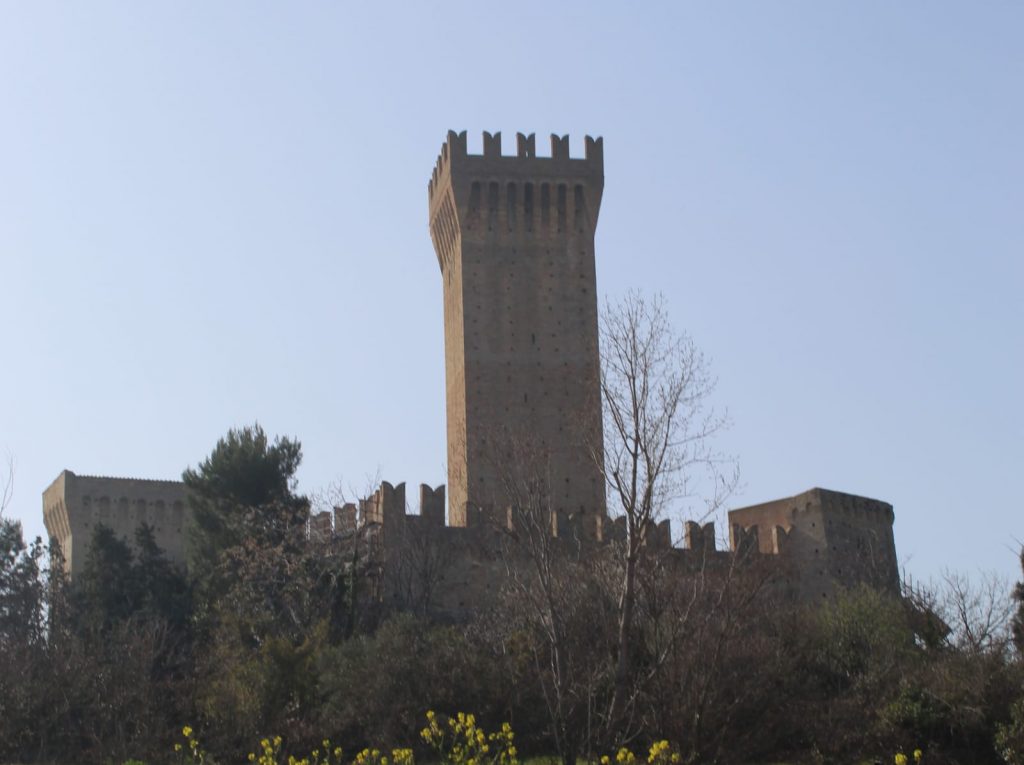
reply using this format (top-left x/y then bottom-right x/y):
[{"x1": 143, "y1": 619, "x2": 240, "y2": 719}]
[
  {"x1": 728, "y1": 487, "x2": 900, "y2": 600},
  {"x1": 43, "y1": 470, "x2": 190, "y2": 579},
  {"x1": 309, "y1": 479, "x2": 900, "y2": 616},
  {"x1": 428, "y1": 131, "x2": 607, "y2": 531}
]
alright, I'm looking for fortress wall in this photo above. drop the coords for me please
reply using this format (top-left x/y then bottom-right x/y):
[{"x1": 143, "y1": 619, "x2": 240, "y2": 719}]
[
  {"x1": 728, "y1": 488, "x2": 898, "y2": 601},
  {"x1": 817, "y1": 489, "x2": 899, "y2": 596},
  {"x1": 309, "y1": 511, "x2": 332, "y2": 541},
  {"x1": 352, "y1": 476, "x2": 888, "y2": 618},
  {"x1": 40, "y1": 464, "x2": 900, "y2": 614}
]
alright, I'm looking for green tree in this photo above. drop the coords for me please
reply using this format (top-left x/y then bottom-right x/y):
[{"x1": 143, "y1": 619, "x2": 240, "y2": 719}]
[
  {"x1": 183, "y1": 424, "x2": 306, "y2": 592},
  {"x1": 75, "y1": 524, "x2": 138, "y2": 631},
  {"x1": 133, "y1": 524, "x2": 191, "y2": 629},
  {"x1": 72, "y1": 522, "x2": 190, "y2": 632},
  {"x1": 0, "y1": 519, "x2": 54, "y2": 764},
  {"x1": 183, "y1": 425, "x2": 355, "y2": 759},
  {"x1": 0, "y1": 519, "x2": 47, "y2": 649},
  {"x1": 1000, "y1": 549, "x2": 1024, "y2": 765}
]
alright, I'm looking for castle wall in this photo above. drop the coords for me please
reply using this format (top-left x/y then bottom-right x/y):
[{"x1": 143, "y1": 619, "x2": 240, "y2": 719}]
[
  {"x1": 345, "y1": 478, "x2": 901, "y2": 618},
  {"x1": 817, "y1": 489, "x2": 899, "y2": 595},
  {"x1": 429, "y1": 131, "x2": 607, "y2": 531},
  {"x1": 728, "y1": 488, "x2": 898, "y2": 602},
  {"x1": 42, "y1": 470, "x2": 190, "y2": 579}
]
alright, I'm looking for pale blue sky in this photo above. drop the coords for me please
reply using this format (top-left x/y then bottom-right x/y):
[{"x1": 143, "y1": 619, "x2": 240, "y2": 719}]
[{"x1": 1, "y1": 2, "x2": 1021, "y2": 584}]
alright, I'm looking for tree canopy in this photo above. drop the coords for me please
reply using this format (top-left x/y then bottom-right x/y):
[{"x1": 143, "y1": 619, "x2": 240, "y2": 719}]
[{"x1": 183, "y1": 423, "x2": 306, "y2": 582}]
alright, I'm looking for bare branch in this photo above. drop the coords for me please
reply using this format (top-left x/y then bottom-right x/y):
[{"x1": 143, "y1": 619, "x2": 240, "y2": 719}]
[{"x1": 0, "y1": 452, "x2": 13, "y2": 518}]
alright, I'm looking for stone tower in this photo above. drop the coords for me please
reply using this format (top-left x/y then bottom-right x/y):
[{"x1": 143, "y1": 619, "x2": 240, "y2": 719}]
[
  {"x1": 428, "y1": 131, "x2": 607, "y2": 531},
  {"x1": 728, "y1": 488, "x2": 900, "y2": 601},
  {"x1": 43, "y1": 470, "x2": 190, "y2": 579}
]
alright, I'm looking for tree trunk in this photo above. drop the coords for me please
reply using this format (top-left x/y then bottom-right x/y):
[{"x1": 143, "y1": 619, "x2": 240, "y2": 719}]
[{"x1": 609, "y1": 547, "x2": 637, "y2": 727}]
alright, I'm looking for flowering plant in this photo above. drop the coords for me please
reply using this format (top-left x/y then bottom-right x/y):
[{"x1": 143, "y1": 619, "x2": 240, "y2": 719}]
[{"x1": 420, "y1": 711, "x2": 518, "y2": 765}]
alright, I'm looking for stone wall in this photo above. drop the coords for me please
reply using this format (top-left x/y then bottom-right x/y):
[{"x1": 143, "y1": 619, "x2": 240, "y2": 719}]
[
  {"x1": 728, "y1": 487, "x2": 899, "y2": 601},
  {"x1": 342, "y1": 480, "x2": 899, "y2": 614},
  {"x1": 42, "y1": 470, "x2": 190, "y2": 579},
  {"x1": 39, "y1": 465, "x2": 900, "y2": 611}
]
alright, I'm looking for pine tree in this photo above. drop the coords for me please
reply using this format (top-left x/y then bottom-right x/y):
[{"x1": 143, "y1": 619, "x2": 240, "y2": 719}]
[
  {"x1": 75, "y1": 524, "x2": 137, "y2": 631},
  {"x1": 183, "y1": 423, "x2": 306, "y2": 583}
]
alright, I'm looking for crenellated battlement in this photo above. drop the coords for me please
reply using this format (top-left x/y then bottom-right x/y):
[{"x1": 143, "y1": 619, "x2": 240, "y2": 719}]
[
  {"x1": 684, "y1": 521, "x2": 717, "y2": 553},
  {"x1": 730, "y1": 523, "x2": 760, "y2": 556},
  {"x1": 464, "y1": 486, "x2": 899, "y2": 601},
  {"x1": 428, "y1": 132, "x2": 604, "y2": 272},
  {"x1": 428, "y1": 130, "x2": 604, "y2": 207}
]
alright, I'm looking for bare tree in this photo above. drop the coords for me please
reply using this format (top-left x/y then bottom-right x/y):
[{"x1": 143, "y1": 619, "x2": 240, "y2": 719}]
[
  {"x1": 385, "y1": 519, "x2": 455, "y2": 617},
  {"x1": 1013, "y1": 547, "x2": 1024, "y2": 655},
  {"x1": 597, "y1": 291, "x2": 738, "y2": 728},
  {"x1": 493, "y1": 429, "x2": 600, "y2": 765},
  {"x1": 0, "y1": 453, "x2": 13, "y2": 518},
  {"x1": 469, "y1": 425, "x2": 614, "y2": 765},
  {"x1": 939, "y1": 569, "x2": 1015, "y2": 655}
]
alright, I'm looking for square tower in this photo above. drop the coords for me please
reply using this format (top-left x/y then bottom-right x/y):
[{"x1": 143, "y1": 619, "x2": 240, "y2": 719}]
[
  {"x1": 428, "y1": 131, "x2": 607, "y2": 530},
  {"x1": 42, "y1": 470, "x2": 190, "y2": 579},
  {"x1": 728, "y1": 487, "x2": 899, "y2": 601}
]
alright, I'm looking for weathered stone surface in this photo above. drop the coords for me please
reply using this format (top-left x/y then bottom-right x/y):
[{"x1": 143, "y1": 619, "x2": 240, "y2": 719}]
[
  {"x1": 727, "y1": 487, "x2": 899, "y2": 601},
  {"x1": 428, "y1": 131, "x2": 607, "y2": 531},
  {"x1": 42, "y1": 470, "x2": 190, "y2": 578}
]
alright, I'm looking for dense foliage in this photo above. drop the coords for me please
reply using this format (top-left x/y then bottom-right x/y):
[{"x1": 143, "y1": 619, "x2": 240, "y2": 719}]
[{"x1": 0, "y1": 426, "x2": 1021, "y2": 765}]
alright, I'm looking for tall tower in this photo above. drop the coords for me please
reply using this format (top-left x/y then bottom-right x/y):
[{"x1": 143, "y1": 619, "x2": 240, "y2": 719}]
[{"x1": 428, "y1": 130, "x2": 607, "y2": 530}]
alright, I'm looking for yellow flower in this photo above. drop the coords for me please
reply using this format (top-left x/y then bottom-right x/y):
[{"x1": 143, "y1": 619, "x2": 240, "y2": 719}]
[
  {"x1": 648, "y1": 740, "x2": 671, "y2": 763},
  {"x1": 601, "y1": 757, "x2": 610, "y2": 765},
  {"x1": 914, "y1": 751, "x2": 923, "y2": 763},
  {"x1": 174, "y1": 743, "x2": 183, "y2": 752},
  {"x1": 182, "y1": 726, "x2": 193, "y2": 738},
  {"x1": 275, "y1": 736, "x2": 283, "y2": 748},
  {"x1": 249, "y1": 755, "x2": 256, "y2": 762},
  {"x1": 895, "y1": 754, "x2": 908, "y2": 765}
]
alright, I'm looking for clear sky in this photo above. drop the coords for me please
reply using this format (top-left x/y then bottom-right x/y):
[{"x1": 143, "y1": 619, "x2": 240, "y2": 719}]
[{"x1": 1, "y1": 2, "x2": 1021, "y2": 585}]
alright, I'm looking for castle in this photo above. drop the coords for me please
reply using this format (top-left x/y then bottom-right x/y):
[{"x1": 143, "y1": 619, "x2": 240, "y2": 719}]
[{"x1": 42, "y1": 131, "x2": 900, "y2": 604}]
